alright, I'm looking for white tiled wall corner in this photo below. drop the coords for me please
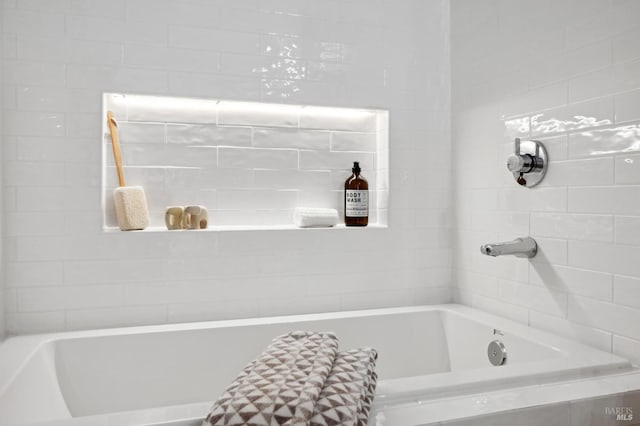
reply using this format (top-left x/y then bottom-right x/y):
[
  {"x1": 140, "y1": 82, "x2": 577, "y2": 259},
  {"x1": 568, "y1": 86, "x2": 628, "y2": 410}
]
[
  {"x1": 2, "y1": 0, "x2": 452, "y2": 334},
  {"x1": 452, "y1": 0, "x2": 640, "y2": 365}
]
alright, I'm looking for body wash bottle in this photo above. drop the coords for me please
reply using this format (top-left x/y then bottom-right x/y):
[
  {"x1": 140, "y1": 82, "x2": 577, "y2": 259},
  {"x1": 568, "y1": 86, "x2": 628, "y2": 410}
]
[{"x1": 344, "y1": 161, "x2": 369, "y2": 226}]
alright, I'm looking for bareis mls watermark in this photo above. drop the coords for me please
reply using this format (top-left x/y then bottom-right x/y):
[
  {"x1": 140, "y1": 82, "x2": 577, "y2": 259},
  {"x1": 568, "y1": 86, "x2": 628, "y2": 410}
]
[{"x1": 605, "y1": 407, "x2": 633, "y2": 421}]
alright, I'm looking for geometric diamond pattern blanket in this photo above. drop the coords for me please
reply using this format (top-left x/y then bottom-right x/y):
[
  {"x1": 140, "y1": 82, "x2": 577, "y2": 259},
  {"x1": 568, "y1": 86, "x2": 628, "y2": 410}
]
[{"x1": 203, "y1": 331, "x2": 378, "y2": 426}]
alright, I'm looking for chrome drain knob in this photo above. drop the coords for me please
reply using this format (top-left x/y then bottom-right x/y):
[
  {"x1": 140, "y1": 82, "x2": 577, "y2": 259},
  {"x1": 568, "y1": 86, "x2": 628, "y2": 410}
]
[{"x1": 488, "y1": 340, "x2": 507, "y2": 366}]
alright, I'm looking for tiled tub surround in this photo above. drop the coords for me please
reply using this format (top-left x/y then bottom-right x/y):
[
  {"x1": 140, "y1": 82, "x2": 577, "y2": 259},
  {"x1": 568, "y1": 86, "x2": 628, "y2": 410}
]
[
  {"x1": 1, "y1": 1, "x2": 452, "y2": 334},
  {"x1": 103, "y1": 94, "x2": 389, "y2": 230},
  {"x1": 451, "y1": 0, "x2": 640, "y2": 366}
]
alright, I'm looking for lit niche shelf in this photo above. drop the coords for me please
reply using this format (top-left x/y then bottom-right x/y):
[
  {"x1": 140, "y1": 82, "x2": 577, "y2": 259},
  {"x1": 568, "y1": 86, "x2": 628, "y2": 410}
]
[{"x1": 102, "y1": 93, "x2": 389, "y2": 232}]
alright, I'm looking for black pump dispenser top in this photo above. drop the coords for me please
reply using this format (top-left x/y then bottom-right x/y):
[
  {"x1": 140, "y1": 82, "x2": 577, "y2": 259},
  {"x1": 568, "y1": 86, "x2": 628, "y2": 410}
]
[{"x1": 352, "y1": 161, "x2": 361, "y2": 175}]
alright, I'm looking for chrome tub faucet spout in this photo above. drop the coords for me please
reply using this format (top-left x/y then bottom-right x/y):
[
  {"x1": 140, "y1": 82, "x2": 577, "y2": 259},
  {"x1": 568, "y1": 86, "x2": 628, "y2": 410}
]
[{"x1": 480, "y1": 237, "x2": 537, "y2": 258}]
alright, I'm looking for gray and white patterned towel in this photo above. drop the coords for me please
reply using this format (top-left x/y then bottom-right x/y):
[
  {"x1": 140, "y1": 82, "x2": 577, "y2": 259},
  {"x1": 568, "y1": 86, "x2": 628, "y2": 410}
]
[
  {"x1": 310, "y1": 348, "x2": 378, "y2": 426},
  {"x1": 203, "y1": 331, "x2": 378, "y2": 426}
]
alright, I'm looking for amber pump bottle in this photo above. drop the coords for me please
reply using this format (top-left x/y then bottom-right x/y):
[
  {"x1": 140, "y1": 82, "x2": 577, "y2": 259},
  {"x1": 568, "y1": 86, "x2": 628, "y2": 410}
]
[{"x1": 344, "y1": 161, "x2": 369, "y2": 226}]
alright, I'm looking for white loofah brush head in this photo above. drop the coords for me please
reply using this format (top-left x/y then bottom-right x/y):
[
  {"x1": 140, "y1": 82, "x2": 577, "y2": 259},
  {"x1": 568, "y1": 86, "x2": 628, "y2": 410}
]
[{"x1": 113, "y1": 186, "x2": 149, "y2": 231}]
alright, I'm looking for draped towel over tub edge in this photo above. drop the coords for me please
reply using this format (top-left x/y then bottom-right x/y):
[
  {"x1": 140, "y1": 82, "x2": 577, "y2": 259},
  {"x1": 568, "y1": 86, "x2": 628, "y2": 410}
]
[{"x1": 203, "y1": 331, "x2": 378, "y2": 426}]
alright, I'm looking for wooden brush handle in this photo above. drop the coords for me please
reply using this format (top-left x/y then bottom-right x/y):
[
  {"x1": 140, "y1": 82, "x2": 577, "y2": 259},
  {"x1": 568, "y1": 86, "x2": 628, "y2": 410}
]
[{"x1": 106, "y1": 111, "x2": 125, "y2": 187}]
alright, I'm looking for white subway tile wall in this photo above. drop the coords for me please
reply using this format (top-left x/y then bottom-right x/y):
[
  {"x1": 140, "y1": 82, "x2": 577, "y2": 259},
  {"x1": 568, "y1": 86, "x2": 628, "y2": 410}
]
[
  {"x1": 452, "y1": 0, "x2": 640, "y2": 364},
  {"x1": 2, "y1": 0, "x2": 452, "y2": 333}
]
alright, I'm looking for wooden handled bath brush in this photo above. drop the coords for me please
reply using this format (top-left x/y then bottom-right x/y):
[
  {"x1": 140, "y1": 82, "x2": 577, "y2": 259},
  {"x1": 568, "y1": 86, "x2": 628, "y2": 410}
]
[{"x1": 106, "y1": 111, "x2": 149, "y2": 231}]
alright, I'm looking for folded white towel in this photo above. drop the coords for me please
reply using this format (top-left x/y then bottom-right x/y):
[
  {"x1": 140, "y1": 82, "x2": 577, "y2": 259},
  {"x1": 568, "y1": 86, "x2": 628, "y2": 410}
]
[{"x1": 293, "y1": 207, "x2": 339, "y2": 228}]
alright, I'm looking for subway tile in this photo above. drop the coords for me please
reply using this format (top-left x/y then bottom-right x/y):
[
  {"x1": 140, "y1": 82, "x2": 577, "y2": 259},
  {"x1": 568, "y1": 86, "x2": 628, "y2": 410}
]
[
  {"x1": 116, "y1": 122, "x2": 165, "y2": 144},
  {"x1": 126, "y1": 95, "x2": 217, "y2": 124},
  {"x1": 613, "y1": 58, "x2": 640, "y2": 94},
  {"x1": 17, "y1": 285, "x2": 123, "y2": 312},
  {"x1": 17, "y1": 186, "x2": 98, "y2": 212},
  {"x1": 568, "y1": 295, "x2": 640, "y2": 340},
  {"x1": 18, "y1": 87, "x2": 101, "y2": 113},
  {"x1": 498, "y1": 279, "x2": 568, "y2": 318},
  {"x1": 124, "y1": 44, "x2": 220, "y2": 73},
  {"x1": 530, "y1": 97, "x2": 614, "y2": 136},
  {"x1": 218, "y1": 147, "x2": 298, "y2": 169},
  {"x1": 539, "y1": 135, "x2": 568, "y2": 161},
  {"x1": 124, "y1": 0, "x2": 223, "y2": 27},
  {"x1": 613, "y1": 28, "x2": 640, "y2": 63},
  {"x1": 168, "y1": 300, "x2": 260, "y2": 323},
  {"x1": 167, "y1": 124, "x2": 252, "y2": 146},
  {"x1": 529, "y1": 263, "x2": 613, "y2": 301},
  {"x1": 120, "y1": 144, "x2": 217, "y2": 168},
  {"x1": 66, "y1": 0, "x2": 126, "y2": 18},
  {"x1": 4, "y1": 111, "x2": 65, "y2": 137},
  {"x1": 4, "y1": 261, "x2": 64, "y2": 287},
  {"x1": 6, "y1": 311, "x2": 66, "y2": 334},
  {"x1": 472, "y1": 294, "x2": 529, "y2": 324},
  {"x1": 104, "y1": 165, "x2": 165, "y2": 188},
  {"x1": 613, "y1": 245, "x2": 640, "y2": 278},
  {"x1": 259, "y1": 34, "x2": 341, "y2": 63},
  {"x1": 530, "y1": 187, "x2": 567, "y2": 212},
  {"x1": 615, "y1": 153, "x2": 640, "y2": 184},
  {"x1": 66, "y1": 306, "x2": 167, "y2": 331},
  {"x1": 569, "y1": 124, "x2": 640, "y2": 159},
  {"x1": 529, "y1": 310, "x2": 613, "y2": 352},
  {"x1": 66, "y1": 64, "x2": 169, "y2": 92},
  {"x1": 532, "y1": 237, "x2": 568, "y2": 265},
  {"x1": 614, "y1": 275, "x2": 640, "y2": 309},
  {"x1": 253, "y1": 128, "x2": 330, "y2": 150},
  {"x1": 4, "y1": 161, "x2": 66, "y2": 186},
  {"x1": 17, "y1": 37, "x2": 122, "y2": 65},
  {"x1": 296, "y1": 189, "x2": 341, "y2": 209},
  {"x1": 169, "y1": 26, "x2": 258, "y2": 54},
  {"x1": 252, "y1": 169, "x2": 331, "y2": 190},
  {"x1": 542, "y1": 157, "x2": 614, "y2": 186},
  {"x1": 531, "y1": 213, "x2": 613, "y2": 243},
  {"x1": 300, "y1": 107, "x2": 377, "y2": 132},
  {"x1": 500, "y1": 82, "x2": 567, "y2": 117},
  {"x1": 220, "y1": 54, "x2": 306, "y2": 80},
  {"x1": 614, "y1": 216, "x2": 640, "y2": 245},
  {"x1": 568, "y1": 66, "x2": 615, "y2": 103},
  {"x1": 454, "y1": 270, "x2": 498, "y2": 297},
  {"x1": 299, "y1": 150, "x2": 374, "y2": 171},
  {"x1": 64, "y1": 162, "x2": 100, "y2": 189},
  {"x1": 331, "y1": 132, "x2": 376, "y2": 152},
  {"x1": 569, "y1": 186, "x2": 640, "y2": 214},
  {"x1": 171, "y1": 168, "x2": 253, "y2": 190},
  {"x1": 65, "y1": 15, "x2": 168, "y2": 45},
  {"x1": 615, "y1": 89, "x2": 640, "y2": 123},
  {"x1": 3, "y1": 60, "x2": 66, "y2": 86},
  {"x1": 568, "y1": 240, "x2": 616, "y2": 273},
  {"x1": 169, "y1": 71, "x2": 262, "y2": 99},
  {"x1": 217, "y1": 189, "x2": 298, "y2": 210},
  {"x1": 218, "y1": 102, "x2": 298, "y2": 127},
  {"x1": 3, "y1": 8, "x2": 65, "y2": 36}
]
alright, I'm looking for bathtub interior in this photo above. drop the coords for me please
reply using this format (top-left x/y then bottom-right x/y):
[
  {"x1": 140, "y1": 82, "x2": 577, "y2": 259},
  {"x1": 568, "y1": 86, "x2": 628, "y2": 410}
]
[
  {"x1": 441, "y1": 312, "x2": 562, "y2": 370},
  {"x1": 55, "y1": 311, "x2": 449, "y2": 417},
  {"x1": 0, "y1": 306, "x2": 591, "y2": 426},
  {"x1": 51, "y1": 309, "x2": 566, "y2": 419}
]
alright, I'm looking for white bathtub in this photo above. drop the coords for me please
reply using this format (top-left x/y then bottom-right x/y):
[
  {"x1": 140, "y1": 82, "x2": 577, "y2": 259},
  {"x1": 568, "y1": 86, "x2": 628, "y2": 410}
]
[{"x1": 0, "y1": 304, "x2": 631, "y2": 426}]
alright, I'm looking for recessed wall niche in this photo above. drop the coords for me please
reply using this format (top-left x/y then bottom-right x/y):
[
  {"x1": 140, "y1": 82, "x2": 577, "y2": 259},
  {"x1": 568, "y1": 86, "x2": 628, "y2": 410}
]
[{"x1": 102, "y1": 94, "x2": 389, "y2": 230}]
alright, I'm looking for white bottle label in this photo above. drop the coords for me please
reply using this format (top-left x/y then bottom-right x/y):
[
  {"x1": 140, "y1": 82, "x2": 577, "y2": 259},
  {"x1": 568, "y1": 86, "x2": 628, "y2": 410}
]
[{"x1": 345, "y1": 190, "x2": 368, "y2": 217}]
